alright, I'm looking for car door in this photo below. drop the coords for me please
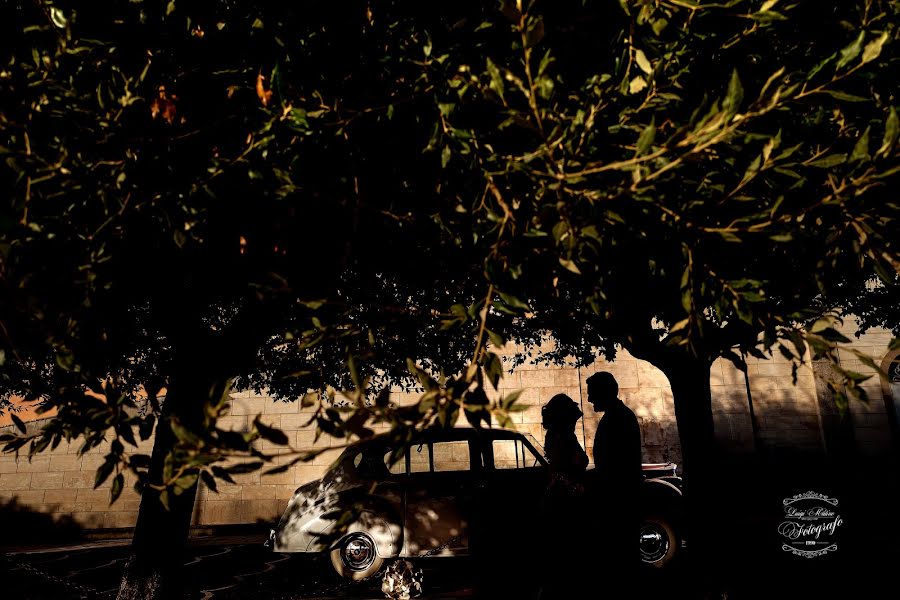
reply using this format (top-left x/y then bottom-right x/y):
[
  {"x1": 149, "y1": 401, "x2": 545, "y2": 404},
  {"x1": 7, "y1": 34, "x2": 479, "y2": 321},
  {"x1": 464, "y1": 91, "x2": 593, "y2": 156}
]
[
  {"x1": 481, "y1": 434, "x2": 549, "y2": 548},
  {"x1": 402, "y1": 436, "x2": 478, "y2": 556}
]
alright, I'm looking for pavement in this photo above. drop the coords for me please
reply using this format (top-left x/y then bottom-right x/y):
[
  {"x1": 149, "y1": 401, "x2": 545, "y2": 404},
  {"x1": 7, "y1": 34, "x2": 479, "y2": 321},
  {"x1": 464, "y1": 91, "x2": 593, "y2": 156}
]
[
  {"x1": 1, "y1": 532, "x2": 686, "y2": 599},
  {"x1": 1, "y1": 534, "x2": 483, "y2": 600}
]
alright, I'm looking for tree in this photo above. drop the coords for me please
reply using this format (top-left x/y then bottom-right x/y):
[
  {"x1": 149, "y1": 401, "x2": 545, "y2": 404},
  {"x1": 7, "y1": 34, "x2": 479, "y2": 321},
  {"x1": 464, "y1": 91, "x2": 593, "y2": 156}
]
[
  {"x1": 2, "y1": 1, "x2": 898, "y2": 598},
  {"x1": 1, "y1": 1, "x2": 513, "y2": 597},
  {"x1": 423, "y1": 0, "x2": 900, "y2": 591}
]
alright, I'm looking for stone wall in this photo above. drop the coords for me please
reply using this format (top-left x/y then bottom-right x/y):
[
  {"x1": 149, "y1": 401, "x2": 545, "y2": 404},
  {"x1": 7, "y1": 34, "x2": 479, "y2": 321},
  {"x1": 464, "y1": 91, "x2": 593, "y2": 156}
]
[{"x1": 0, "y1": 327, "x2": 896, "y2": 531}]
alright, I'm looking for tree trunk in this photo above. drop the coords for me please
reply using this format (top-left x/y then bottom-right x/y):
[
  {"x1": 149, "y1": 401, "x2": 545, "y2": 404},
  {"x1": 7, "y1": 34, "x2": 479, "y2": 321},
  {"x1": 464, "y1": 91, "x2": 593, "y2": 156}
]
[
  {"x1": 117, "y1": 381, "x2": 201, "y2": 600},
  {"x1": 657, "y1": 356, "x2": 721, "y2": 598}
]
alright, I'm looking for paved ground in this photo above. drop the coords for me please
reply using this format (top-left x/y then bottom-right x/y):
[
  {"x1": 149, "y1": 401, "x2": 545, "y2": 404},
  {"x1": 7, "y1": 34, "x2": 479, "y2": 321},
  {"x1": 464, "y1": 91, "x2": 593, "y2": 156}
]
[{"x1": 1, "y1": 534, "x2": 684, "y2": 599}]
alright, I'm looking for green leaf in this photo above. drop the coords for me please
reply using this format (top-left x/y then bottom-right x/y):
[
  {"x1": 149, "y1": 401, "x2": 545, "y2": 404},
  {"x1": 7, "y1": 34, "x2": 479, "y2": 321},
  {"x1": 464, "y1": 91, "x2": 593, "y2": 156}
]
[
  {"x1": 634, "y1": 49, "x2": 652, "y2": 75},
  {"x1": 807, "y1": 53, "x2": 836, "y2": 81},
  {"x1": 861, "y1": 31, "x2": 889, "y2": 64},
  {"x1": 850, "y1": 126, "x2": 871, "y2": 163},
  {"x1": 649, "y1": 17, "x2": 667, "y2": 35},
  {"x1": 722, "y1": 70, "x2": 743, "y2": 116},
  {"x1": 173, "y1": 473, "x2": 198, "y2": 495},
  {"x1": 487, "y1": 329, "x2": 507, "y2": 349},
  {"x1": 877, "y1": 107, "x2": 898, "y2": 158},
  {"x1": 497, "y1": 292, "x2": 530, "y2": 311},
  {"x1": 49, "y1": 7, "x2": 67, "y2": 28},
  {"x1": 807, "y1": 154, "x2": 846, "y2": 168},
  {"x1": 836, "y1": 32, "x2": 864, "y2": 69},
  {"x1": 501, "y1": 390, "x2": 524, "y2": 410},
  {"x1": 110, "y1": 474, "x2": 124, "y2": 504},
  {"x1": 821, "y1": 90, "x2": 868, "y2": 103},
  {"x1": 170, "y1": 420, "x2": 200, "y2": 445},
  {"x1": 486, "y1": 58, "x2": 505, "y2": 103},
  {"x1": 483, "y1": 351, "x2": 503, "y2": 390},
  {"x1": 635, "y1": 118, "x2": 656, "y2": 156},
  {"x1": 559, "y1": 258, "x2": 581, "y2": 274},
  {"x1": 525, "y1": 16, "x2": 545, "y2": 48}
]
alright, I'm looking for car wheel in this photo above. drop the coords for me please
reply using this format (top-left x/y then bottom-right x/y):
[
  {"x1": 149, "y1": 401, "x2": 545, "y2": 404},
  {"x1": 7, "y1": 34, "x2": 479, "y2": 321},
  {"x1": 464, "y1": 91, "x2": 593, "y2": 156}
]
[
  {"x1": 639, "y1": 516, "x2": 679, "y2": 568},
  {"x1": 330, "y1": 532, "x2": 385, "y2": 580}
]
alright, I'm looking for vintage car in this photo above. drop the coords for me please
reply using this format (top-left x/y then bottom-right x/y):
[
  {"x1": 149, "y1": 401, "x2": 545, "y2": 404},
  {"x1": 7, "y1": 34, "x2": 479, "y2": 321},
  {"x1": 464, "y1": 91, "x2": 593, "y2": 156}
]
[{"x1": 270, "y1": 427, "x2": 683, "y2": 579}]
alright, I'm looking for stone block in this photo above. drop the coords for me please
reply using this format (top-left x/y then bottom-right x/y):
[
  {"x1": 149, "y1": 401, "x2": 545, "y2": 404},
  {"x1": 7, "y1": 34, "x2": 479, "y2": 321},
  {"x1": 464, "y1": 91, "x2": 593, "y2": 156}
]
[
  {"x1": 240, "y1": 499, "x2": 280, "y2": 523},
  {"x1": 497, "y1": 372, "x2": 522, "y2": 390},
  {"x1": 312, "y1": 448, "x2": 341, "y2": 467},
  {"x1": 198, "y1": 501, "x2": 243, "y2": 525},
  {"x1": 276, "y1": 484, "x2": 298, "y2": 500},
  {"x1": 756, "y1": 363, "x2": 795, "y2": 378},
  {"x1": 296, "y1": 465, "x2": 328, "y2": 485},
  {"x1": 217, "y1": 415, "x2": 250, "y2": 431},
  {"x1": 263, "y1": 400, "x2": 301, "y2": 415},
  {"x1": 15, "y1": 456, "x2": 50, "y2": 473},
  {"x1": 30, "y1": 471, "x2": 64, "y2": 490},
  {"x1": 50, "y1": 502, "x2": 93, "y2": 513},
  {"x1": 230, "y1": 471, "x2": 261, "y2": 486},
  {"x1": 635, "y1": 361, "x2": 670, "y2": 388},
  {"x1": 227, "y1": 396, "x2": 257, "y2": 416},
  {"x1": 720, "y1": 361, "x2": 750, "y2": 386},
  {"x1": 80, "y1": 455, "x2": 106, "y2": 472},
  {"x1": 8, "y1": 490, "x2": 45, "y2": 505},
  {"x1": 553, "y1": 369, "x2": 581, "y2": 388},
  {"x1": 43, "y1": 488, "x2": 78, "y2": 504},
  {"x1": 63, "y1": 471, "x2": 95, "y2": 489},
  {"x1": 0, "y1": 458, "x2": 17, "y2": 474},
  {"x1": 0, "y1": 473, "x2": 32, "y2": 491},
  {"x1": 98, "y1": 512, "x2": 137, "y2": 528},
  {"x1": 49, "y1": 455, "x2": 83, "y2": 472},
  {"x1": 210, "y1": 484, "x2": 243, "y2": 498},
  {"x1": 116, "y1": 499, "x2": 142, "y2": 512},
  {"x1": 519, "y1": 369, "x2": 556, "y2": 388},
  {"x1": 77, "y1": 488, "x2": 113, "y2": 504},
  {"x1": 242, "y1": 484, "x2": 277, "y2": 500},
  {"x1": 260, "y1": 466, "x2": 297, "y2": 486},
  {"x1": 711, "y1": 387, "x2": 750, "y2": 414},
  {"x1": 279, "y1": 413, "x2": 311, "y2": 431}
]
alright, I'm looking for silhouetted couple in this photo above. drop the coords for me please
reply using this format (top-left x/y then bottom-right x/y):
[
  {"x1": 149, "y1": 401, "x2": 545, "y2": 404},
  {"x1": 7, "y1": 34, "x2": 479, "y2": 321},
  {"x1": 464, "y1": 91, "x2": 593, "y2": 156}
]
[{"x1": 538, "y1": 372, "x2": 642, "y2": 600}]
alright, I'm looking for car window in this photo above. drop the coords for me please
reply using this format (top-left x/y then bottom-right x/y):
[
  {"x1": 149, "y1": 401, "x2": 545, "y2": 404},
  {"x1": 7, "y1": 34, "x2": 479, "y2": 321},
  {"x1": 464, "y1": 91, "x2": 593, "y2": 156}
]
[
  {"x1": 352, "y1": 448, "x2": 392, "y2": 478},
  {"x1": 492, "y1": 439, "x2": 542, "y2": 469},
  {"x1": 383, "y1": 448, "x2": 406, "y2": 475},
  {"x1": 432, "y1": 441, "x2": 471, "y2": 472}
]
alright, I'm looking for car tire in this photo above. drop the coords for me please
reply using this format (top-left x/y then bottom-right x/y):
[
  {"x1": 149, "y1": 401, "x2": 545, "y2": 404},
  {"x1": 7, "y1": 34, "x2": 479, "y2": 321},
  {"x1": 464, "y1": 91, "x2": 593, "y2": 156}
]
[
  {"x1": 330, "y1": 532, "x2": 385, "y2": 580},
  {"x1": 639, "y1": 516, "x2": 679, "y2": 568}
]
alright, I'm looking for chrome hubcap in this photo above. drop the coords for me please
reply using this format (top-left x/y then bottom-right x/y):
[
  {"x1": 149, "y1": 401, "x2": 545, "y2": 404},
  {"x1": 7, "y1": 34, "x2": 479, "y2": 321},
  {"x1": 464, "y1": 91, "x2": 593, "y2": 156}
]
[
  {"x1": 341, "y1": 533, "x2": 376, "y2": 572},
  {"x1": 639, "y1": 523, "x2": 670, "y2": 563}
]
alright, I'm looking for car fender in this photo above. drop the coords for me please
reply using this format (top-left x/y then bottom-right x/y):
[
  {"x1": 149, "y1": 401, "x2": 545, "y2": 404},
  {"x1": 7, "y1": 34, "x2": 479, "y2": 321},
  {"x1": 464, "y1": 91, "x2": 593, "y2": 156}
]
[
  {"x1": 641, "y1": 477, "x2": 684, "y2": 515},
  {"x1": 274, "y1": 495, "x2": 402, "y2": 558}
]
